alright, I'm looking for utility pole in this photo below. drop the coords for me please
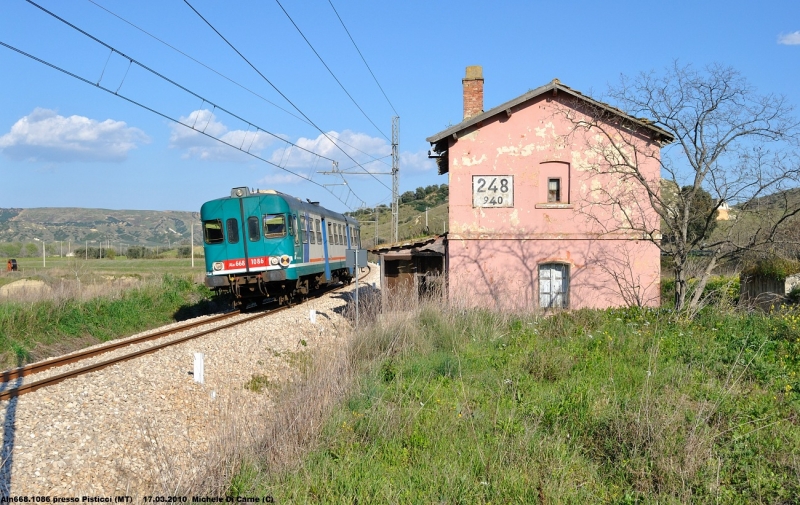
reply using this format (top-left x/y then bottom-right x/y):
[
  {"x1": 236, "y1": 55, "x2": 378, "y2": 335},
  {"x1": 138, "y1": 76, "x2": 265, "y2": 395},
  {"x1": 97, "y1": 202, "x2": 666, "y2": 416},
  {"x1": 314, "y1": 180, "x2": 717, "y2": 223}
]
[
  {"x1": 191, "y1": 217, "x2": 195, "y2": 268},
  {"x1": 391, "y1": 116, "x2": 399, "y2": 243}
]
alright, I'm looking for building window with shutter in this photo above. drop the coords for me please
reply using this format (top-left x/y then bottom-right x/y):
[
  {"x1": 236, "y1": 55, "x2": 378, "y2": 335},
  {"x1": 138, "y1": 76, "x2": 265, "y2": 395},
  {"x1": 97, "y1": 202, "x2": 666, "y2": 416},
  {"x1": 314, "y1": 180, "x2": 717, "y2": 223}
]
[
  {"x1": 539, "y1": 263, "x2": 569, "y2": 308},
  {"x1": 547, "y1": 178, "x2": 561, "y2": 203}
]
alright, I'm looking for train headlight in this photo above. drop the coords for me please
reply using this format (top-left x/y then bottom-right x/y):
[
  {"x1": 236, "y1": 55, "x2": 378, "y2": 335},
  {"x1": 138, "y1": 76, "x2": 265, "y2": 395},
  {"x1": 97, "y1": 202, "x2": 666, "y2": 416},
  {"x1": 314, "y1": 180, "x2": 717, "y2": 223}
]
[
  {"x1": 213, "y1": 262, "x2": 224, "y2": 271},
  {"x1": 279, "y1": 254, "x2": 292, "y2": 267},
  {"x1": 269, "y1": 256, "x2": 279, "y2": 266}
]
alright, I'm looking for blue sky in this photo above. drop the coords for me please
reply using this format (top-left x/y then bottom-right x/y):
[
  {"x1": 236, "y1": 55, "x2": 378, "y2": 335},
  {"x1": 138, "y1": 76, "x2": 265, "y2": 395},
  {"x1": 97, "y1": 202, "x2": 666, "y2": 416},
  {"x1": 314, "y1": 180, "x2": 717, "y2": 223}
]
[{"x1": 1, "y1": 0, "x2": 799, "y2": 213}]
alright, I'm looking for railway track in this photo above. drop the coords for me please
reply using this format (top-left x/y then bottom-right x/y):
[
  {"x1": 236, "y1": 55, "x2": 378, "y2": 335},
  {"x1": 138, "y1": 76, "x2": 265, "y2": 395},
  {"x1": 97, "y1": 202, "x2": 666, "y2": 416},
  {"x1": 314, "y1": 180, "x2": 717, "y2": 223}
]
[{"x1": 0, "y1": 266, "x2": 371, "y2": 401}]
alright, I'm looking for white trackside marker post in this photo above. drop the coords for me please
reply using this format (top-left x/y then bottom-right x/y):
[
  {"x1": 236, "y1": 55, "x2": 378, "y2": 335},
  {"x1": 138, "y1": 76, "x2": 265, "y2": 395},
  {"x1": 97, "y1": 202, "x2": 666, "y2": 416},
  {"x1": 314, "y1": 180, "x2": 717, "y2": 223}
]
[
  {"x1": 310, "y1": 309, "x2": 317, "y2": 324},
  {"x1": 193, "y1": 353, "x2": 204, "y2": 384},
  {"x1": 355, "y1": 249, "x2": 359, "y2": 330}
]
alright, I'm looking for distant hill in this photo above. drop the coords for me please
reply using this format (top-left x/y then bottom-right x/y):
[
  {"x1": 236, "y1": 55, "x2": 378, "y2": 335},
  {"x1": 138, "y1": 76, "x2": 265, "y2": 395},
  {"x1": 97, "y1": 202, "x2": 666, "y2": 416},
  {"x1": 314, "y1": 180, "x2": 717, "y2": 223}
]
[
  {"x1": 0, "y1": 184, "x2": 449, "y2": 256},
  {"x1": 0, "y1": 207, "x2": 197, "y2": 250},
  {"x1": 347, "y1": 184, "x2": 449, "y2": 246}
]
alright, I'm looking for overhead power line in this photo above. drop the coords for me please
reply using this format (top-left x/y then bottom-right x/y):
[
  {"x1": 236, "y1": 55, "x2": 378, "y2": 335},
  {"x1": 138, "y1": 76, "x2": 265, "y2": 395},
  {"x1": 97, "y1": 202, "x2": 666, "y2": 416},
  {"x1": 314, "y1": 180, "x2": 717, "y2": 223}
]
[
  {"x1": 182, "y1": 0, "x2": 392, "y2": 192},
  {"x1": 84, "y1": 0, "x2": 390, "y2": 168},
  {"x1": 10, "y1": 2, "x2": 369, "y2": 209},
  {"x1": 273, "y1": 0, "x2": 389, "y2": 141},
  {"x1": 0, "y1": 39, "x2": 366, "y2": 210},
  {"x1": 25, "y1": 0, "x2": 337, "y2": 167},
  {"x1": 327, "y1": 0, "x2": 398, "y2": 117}
]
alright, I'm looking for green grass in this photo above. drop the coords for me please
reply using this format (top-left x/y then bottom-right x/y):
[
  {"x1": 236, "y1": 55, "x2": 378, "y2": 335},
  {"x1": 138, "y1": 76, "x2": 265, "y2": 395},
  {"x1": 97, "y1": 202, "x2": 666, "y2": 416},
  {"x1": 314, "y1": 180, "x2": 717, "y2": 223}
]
[
  {"x1": 236, "y1": 305, "x2": 800, "y2": 503},
  {"x1": 661, "y1": 275, "x2": 741, "y2": 306},
  {"x1": 5, "y1": 255, "x2": 204, "y2": 279},
  {"x1": 0, "y1": 274, "x2": 216, "y2": 367}
]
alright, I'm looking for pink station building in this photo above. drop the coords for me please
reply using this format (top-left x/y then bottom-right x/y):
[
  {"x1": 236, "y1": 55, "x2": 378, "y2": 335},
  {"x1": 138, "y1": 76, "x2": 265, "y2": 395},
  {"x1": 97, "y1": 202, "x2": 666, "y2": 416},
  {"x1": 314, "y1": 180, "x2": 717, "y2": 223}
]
[{"x1": 426, "y1": 66, "x2": 673, "y2": 310}]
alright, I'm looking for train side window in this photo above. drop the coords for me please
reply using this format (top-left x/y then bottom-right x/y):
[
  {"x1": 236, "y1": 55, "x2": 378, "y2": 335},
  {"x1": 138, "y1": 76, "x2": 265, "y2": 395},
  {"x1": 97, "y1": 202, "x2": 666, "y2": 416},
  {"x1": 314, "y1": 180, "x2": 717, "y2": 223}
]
[
  {"x1": 225, "y1": 218, "x2": 239, "y2": 244},
  {"x1": 337, "y1": 224, "x2": 343, "y2": 245},
  {"x1": 315, "y1": 219, "x2": 322, "y2": 244},
  {"x1": 264, "y1": 214, "x2": 286, "y2": 238},
  {"x1": 292, "y1": 214, "x2": 299, "y2": 245},
  {"x1": 327, "y1": 222, "x2": 333, "y2": 244},
  {"x1": 203, "y1": 219, "x2": 224, "y2": 244},
  {"x1": 248, "y1": 216, "x2": 261, "y2": 242},
  {"x1": 288, "y1": 214, "x2": 295, "y2": 236},
  {"x1": 308, "y1": 217, "x2": 315, "y2": 244}
]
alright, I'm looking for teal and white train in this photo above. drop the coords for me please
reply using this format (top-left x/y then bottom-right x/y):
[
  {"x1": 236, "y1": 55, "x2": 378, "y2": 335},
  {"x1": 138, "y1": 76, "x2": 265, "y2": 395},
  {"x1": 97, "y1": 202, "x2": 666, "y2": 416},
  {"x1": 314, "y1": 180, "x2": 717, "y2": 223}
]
[{"x1": 201, "y1": 187, "x2": 361, "y2": 307}]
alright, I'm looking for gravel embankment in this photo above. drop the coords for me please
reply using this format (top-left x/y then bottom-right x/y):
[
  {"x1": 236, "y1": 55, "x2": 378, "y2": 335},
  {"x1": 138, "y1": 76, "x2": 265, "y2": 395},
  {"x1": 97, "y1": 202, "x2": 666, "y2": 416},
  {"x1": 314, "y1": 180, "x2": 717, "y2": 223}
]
[{"x1": 0, "y1": 266, "x2": 379, "y2": 495}]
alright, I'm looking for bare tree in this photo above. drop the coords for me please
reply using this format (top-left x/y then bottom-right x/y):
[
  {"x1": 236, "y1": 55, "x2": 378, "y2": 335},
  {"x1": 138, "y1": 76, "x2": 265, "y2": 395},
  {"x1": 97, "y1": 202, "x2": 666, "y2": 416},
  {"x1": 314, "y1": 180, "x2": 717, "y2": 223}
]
[{"x1": 559, "y1": 62, "x2": 800, "y2": 312}]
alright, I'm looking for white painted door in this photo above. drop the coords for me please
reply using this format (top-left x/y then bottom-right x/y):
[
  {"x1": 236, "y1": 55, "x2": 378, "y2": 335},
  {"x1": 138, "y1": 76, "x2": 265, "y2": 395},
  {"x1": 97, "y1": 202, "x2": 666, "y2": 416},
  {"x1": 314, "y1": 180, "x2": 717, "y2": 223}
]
[{"x1": 539, "y1": 263, "x2": 568, "y2": 309}]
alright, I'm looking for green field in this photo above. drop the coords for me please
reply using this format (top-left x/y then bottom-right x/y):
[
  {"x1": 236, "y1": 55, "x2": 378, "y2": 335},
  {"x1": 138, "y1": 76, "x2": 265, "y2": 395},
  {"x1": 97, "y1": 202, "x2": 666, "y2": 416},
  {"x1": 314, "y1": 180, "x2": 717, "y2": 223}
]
[
  {"x1": 231, "y1": 304, "x2": 800, "y2": 503},
  {"x1": 0, "y1": 255, "x2": 216, "y2": 369},
  {"x1": 1, "y1": 253, "x2": 205, "y2": 288}
]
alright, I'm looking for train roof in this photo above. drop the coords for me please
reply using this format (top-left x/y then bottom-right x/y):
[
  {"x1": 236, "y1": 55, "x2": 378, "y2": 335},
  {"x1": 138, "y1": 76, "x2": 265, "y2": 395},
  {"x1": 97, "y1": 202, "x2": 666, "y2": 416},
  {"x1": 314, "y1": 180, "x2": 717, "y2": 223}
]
[{"x1": 204, "y1": 187, "x2": 359, "y2": 225}]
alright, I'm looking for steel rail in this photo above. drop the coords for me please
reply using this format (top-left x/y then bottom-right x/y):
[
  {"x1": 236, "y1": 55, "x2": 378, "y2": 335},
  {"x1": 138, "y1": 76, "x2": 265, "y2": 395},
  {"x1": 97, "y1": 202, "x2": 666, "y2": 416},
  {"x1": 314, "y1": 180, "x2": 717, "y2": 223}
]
[
  {"x1": 0, "y1": 311, "x2": 273, "y2": 400},
  {"x1": 0, "y1": 310, "x2": 242, "y2": 382},
  {"x1": 0, "y1": 266, "x2": 371, "y2": 401}
]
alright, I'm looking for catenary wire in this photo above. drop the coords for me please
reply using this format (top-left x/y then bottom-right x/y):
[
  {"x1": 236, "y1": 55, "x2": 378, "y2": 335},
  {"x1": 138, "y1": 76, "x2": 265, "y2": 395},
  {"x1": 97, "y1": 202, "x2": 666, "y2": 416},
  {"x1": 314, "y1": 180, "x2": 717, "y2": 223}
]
[
  {"x1": 26, "y1": 0, "x2": 339, "y2": 167},
  {"x1": 0, "y1": 40, "x2": 366, "y2": 209},
  {"x1": 181, "y1": 0, "x2": 392, "y2": 192},
  {"x1": 84, "y1": 0, "x2": 390, "y2": 168},
  {"x1": 273, "y1": 0, "x2": 389, "y2": 141},
  {"x1": 327, "y1": 0, "x2": 398, "y2": 117}
]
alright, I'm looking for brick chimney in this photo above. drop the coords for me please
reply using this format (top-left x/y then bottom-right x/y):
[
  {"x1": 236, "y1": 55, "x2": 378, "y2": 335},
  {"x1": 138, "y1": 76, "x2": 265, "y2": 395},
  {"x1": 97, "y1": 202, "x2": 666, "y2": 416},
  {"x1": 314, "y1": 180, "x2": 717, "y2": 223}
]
[{"x1": 462, "y1": 65, "x2": 484, "y2": 120}]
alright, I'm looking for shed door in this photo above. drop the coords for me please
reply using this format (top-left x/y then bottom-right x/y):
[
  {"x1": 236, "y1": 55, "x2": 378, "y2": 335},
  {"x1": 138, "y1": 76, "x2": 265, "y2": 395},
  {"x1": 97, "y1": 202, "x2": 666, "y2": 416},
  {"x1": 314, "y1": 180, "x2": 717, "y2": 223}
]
[{"x1": 539, "y1": 263, "x2": 569, "y2": 309}]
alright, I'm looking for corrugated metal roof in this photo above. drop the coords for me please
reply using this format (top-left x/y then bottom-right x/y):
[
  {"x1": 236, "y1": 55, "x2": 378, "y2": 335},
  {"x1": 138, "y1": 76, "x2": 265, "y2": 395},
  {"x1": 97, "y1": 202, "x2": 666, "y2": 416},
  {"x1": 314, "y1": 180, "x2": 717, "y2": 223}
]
[
  {"x1": 368, "y1": 234, "x2": 445, "y2": 254},
  {"x1": 426, "y1": 79, "x2": 675, "y2": 146}
]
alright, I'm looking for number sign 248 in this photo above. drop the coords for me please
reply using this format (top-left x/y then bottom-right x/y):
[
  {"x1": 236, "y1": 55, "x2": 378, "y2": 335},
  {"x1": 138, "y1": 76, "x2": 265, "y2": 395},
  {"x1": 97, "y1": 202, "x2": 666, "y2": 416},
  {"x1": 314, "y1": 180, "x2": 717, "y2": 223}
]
[{"x1": 473, "y1": 175, "x2": 513, "y2": 208}]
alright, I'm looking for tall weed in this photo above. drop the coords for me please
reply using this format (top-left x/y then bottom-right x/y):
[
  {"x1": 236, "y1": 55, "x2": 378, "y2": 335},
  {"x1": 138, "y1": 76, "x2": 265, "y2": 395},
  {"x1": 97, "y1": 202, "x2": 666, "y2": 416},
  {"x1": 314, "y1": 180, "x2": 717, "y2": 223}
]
[
  {"x1": 228, "y1": 299, "x2": 800, "y2": 503},
  {"x1": 0, "y1": 274, "x2": 214, "y2": 368}
]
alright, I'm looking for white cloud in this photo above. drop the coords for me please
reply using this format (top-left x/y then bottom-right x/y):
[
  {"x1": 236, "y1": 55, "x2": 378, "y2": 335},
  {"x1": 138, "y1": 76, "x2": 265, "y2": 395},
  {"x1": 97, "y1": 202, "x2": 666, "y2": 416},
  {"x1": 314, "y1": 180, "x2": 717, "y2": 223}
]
[
  {"x1": 778, "y1": 31, "x2": 800, "y2": 45},
  {"x1": 169, "y1": 109, "x2": 277, "y2": 161},
  {"x1": 256, "y1": 172, "x2": 309, "y2": 186},
  {"x1": 0, "y1": 108, "x2": 149, "y2": 162},
  {"x1": 269, "y1": 130, "x2": 390, "y2": 172},
  {"x1": 400, "y1": 150, "x2": 437, "y2": 173},
  {"x1": 267, "y1": 130, "x2": 433, "y2": 174}
]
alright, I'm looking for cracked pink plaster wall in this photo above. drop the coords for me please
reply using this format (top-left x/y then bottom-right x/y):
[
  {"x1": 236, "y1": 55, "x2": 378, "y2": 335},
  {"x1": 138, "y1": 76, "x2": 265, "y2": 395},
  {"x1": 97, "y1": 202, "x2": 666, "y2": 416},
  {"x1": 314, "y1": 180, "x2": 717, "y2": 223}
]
[{"x1": 445, "y1": 94, "x2": 662, "y2": 309}]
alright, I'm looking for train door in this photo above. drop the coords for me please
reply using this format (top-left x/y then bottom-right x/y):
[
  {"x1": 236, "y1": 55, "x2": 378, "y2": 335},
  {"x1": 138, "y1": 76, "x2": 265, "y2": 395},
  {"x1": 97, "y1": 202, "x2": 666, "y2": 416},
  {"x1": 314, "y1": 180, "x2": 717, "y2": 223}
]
[
  {"x1": 239, "y1": 196, "x2": 264, "y2": 272},
  {"x1": 321, "y1": 216, "x2": 331, "y2": 280},
  {"x1": 201, "y1": 198, "x2": 249, "y2": 274},
  {"x1": 290, "y1": 212, "x2": 301, "y2": 262},
  {"x1": 302, "y1": 212, "x2": 310, "y2": 263}
]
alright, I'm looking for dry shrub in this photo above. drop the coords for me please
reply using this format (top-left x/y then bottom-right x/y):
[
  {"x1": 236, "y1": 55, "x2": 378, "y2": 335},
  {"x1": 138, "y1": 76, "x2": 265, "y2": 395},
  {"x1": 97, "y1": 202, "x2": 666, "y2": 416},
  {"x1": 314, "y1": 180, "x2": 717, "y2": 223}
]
[
  {"x1": 185, "y1": 345, "x2": 354, "y2": 496},
  {"x1": 0, "y1": 274, "x2": 144, "y2": 304},
  {"x1": 591, "y1": 390, "x2": 719, "y2": 499},
  {"x1": 189, "y1": 280, "x2": 456, "y2": 494}
]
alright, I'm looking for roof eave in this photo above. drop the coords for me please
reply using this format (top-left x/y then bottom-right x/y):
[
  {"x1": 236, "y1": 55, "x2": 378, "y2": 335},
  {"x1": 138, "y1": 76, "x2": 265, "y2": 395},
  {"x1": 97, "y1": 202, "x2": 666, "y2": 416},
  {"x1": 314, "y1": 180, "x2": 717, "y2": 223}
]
[{"x1": 425, "y1": 82, "x2": 675, "y2": 145}]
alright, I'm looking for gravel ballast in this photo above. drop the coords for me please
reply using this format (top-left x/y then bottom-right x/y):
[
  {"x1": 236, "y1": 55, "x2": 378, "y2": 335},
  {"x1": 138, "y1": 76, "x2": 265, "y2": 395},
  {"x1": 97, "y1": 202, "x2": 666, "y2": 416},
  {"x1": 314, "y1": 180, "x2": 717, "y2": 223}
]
[{"x1": 0, "y1": 266, "x2": 379, "y2": 495}]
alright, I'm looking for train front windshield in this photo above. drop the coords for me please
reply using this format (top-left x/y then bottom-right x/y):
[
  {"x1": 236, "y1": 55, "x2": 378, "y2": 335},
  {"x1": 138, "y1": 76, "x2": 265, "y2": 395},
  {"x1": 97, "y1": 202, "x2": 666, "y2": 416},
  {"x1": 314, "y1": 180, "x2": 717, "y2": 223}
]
[
  {"x1": 264, "y1": 214, "x2": 286, "y2": 238},
  {"x1": 203, "y1": 219, "x2": 224, "y2": 244}
]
